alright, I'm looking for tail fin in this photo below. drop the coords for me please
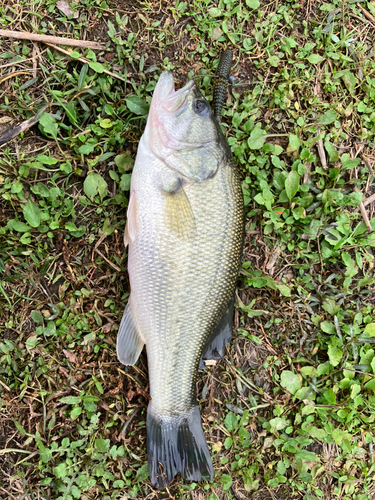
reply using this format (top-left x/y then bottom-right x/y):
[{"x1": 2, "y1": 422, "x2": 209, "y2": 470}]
[{"x1": 147, "y1": 402, "x2": 213, "y2": 489}]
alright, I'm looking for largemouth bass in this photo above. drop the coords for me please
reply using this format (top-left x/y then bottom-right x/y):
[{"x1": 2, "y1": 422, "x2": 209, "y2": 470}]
[{"x1": 117, "y1": 70, "x2": 244, "y2": 488}]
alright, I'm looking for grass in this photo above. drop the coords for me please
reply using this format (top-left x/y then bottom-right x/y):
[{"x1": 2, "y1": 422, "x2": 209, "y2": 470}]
[{"x1": 0, "y1": 0, "x2": 375, "y2": 498}]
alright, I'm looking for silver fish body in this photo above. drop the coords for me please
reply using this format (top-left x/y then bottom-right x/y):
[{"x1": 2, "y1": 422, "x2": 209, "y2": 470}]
[{"x1": 117, "y1": 71, "x2": 244, "y2": 488}]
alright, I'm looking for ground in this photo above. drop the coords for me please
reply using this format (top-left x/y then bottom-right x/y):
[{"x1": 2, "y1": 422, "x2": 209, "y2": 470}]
[{"x1": 1, "y1": 0, "x2": 375, "y2": 499}]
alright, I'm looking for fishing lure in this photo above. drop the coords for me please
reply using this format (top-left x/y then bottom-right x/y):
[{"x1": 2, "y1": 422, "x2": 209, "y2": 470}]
[{"x1": 212, "y1": 49, "x2": 233, "y2": 123}]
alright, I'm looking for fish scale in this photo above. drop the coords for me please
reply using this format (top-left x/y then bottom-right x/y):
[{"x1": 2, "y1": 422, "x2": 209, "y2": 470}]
[{"x1": 117, "y1": 71, "x2": 244, "y2": 488}]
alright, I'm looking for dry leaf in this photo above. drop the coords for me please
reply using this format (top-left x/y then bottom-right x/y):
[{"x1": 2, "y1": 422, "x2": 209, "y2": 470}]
[
  {"x1": 56, "y1": 0, "x2": 79, "y2": 19},
  {"x1": 0, "y1": 116, "x2": 13, "y2": 124},
  {"x1": 63, "y1": 349, "x2": 78, "y2": 364}
]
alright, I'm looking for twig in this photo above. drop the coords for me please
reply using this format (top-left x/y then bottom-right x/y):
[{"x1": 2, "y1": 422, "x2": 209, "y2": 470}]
[
  {"x1": 362, "y1": 154, "x2": 374, "y2": 174},
  {"x1": 0, "y1": 378, "x2": 11, "y2": 391},
  {"x1": 258, "y1": 322, "x2": 277, "y2": 354},
  {"x1": 94, "y1": 248, "x2": 122, "y2": 272},
  {"x1": 0, "y1": 29, "x2": 105, "y2": 50},
  {"x1": 364, "y1": 193, "x2": 375, "y2": 207},
  {"x1": 354, "y1": 187, "x2": 373, "y2": 232},
  {"x1": 172, "y1": 16, "x2": 193, "y2": 30},
  {"x1": 0, "y1": 50, "x2": 47, "y2": 70},
  {"x1": 357, "y1": 4, "x2": 375, "y2": 26},
  {"x1": 0, "y1": 70, "x2": 35, "y2": 84},
  {"x1": 0, "y1": 104, "x2": 48, "y2": 147},
  {"x1": 303, "y1": 162, "x2": 311, "y2": 184},
  {"x1": 316, "y1": 128, "x2": 327, "y2": 170},
  {"x1": 45, "y1": 43, "x2": 126, "y2": 83}
]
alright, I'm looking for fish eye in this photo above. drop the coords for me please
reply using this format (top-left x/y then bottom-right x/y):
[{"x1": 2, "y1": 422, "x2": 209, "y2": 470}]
[{"x1": 194, "y1": 100, "x2": 208, "y2": 115}]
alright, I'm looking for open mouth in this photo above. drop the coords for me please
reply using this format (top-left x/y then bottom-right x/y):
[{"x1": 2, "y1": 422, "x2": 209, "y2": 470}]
[{"x1": 162, "y1": 79, "x2": 195, "y2": 113}]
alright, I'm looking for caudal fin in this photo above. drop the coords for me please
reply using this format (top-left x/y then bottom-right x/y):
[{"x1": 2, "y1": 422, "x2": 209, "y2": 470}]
[{"x1": 147, "y1": 402, "x2": 213, "y2": 489}]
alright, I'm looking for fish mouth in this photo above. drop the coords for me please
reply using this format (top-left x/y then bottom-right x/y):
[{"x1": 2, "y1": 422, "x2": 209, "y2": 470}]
[{"x1": 154, "y1": 71, "x2": 195, "y2": 114}]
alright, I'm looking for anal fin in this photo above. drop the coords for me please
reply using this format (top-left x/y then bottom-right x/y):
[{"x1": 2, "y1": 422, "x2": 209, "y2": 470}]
[
  {"x1": 117, "y1": 302, "x2": 144, "y2": 365},
  {"x1": 199, "y1": 297, "x2": 234, "y2": 369}
]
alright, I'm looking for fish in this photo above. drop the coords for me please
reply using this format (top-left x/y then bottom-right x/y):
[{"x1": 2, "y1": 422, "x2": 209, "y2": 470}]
[{"x1": 117, "y1": 69, "x2": 244, "y2": 488}]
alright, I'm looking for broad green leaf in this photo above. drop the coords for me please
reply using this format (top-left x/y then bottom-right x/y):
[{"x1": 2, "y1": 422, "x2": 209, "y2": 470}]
[
  {"x1": 276, "y1": 284, "x2": 291, "y2": 297},
  {"x1": 53, "y1": 462, "x2": 67, "y2": 479},
  {"x1": 335, "y1": 70, "x2": 357, "y2": 92},
  {"x1": 322, "y1": 298, "x2": 340, "y2": 316},
  {"x1": 267, "y1": 56, "x2": 280, "y2": 67},
  {"x1": 89, "y1": 61, "x2": 104, "y2": 73},
  {"x1": 208, "y1": 7, "x2": 222, "y2": 16},
  {"x1": 99, "y1": 118, "x2": 113, "y2": 128},
  {"x1": 115, "y1": 153, "x2": 133, "y2": 173},
  {"x1": 269, "y1": 417, "x2": 288, "y2": 430},
  {"x1": 7, "y1": 220, "x2": 31, "y2": 232},
  {"x1": 332, "y1": 428, "x2": 351, "y2": 446},
  {"x1": 26, "y1": 335, "x2": 39, "y2": 349},
  {"x1": 323, "y1": 388, "x2": 336, "y2": 404},
  {"x1": 135, "y1": 464, "x2": 149, "y2": 482},
  {"x1": 120, "y1": 173, "x2": 132, "y2": 192},
  {"x1": 307, "y1": 54, "x2": 324, "y2": 64},
  {"x1": 84, "y1": 172, "x2": 108, "y2": 201},
  {"x1": 220, "y1": 474, "x2": 232, "y2": 490},
  {"x1": 36, "y1": 155, "x2": 58, "y2": 165},
  {"x1": 39, "y1": 112, "x2": 58, "y2": 140},
  {"x1": 308, "y1": 426, "x2": 327, "y2": 440},
  {"x1": 364, "y1": 379, "x2": 375, "y2": 391},
  {"x1": 224, "y1": 437, "x2": 233, "y2": 449},
  {"x1": 318, "y1": 110, "x2": 338, "y2": 125},
  {"x1": 65, "y1": 222, "x2": 86, "y2": 237},
  {"x1": 295, "y1": 450, "x2": 319, "y2": 461},
  {"x1": 224, "y1": 412, "x2": 238, "y2": 432},
  {"x1": 300, "y1": 366, "x2": 318, "y2": 377},
  {"x1": 328, "y1": 344, "x2": 342, "y2": 367},
  {"x1": 60, "y1": 396, "x2": 81, "y2": 404},
  {"x1": 246, "y1": 0, "x2": 260, "y2": 8},
  {"x1": 280, "y1": 370, "x2": 301, "y2": 395},
  {"x1": 364, "y1": 323, "x2": 375, "y2": 337},
  {"x1": 288, "y1": 134, "x2": 301, "y2": 151},
  {"x1": 294, "y1": 386, "x2": 315, "y2": 400},
  {"x1": 248, "y1": 127, "x2": 266, "y2": 150},
  {"x1": 94, "y1": 438, "x2": 110, "y2": 453},
  {"x1": 23, "y1": 199, "x2": 40, "y2": 228},
  {"x1": 285, "y1": 171, "x2": 300, "y2": 201},
  {"x1": 320, "y1": 321, "x2": 335, "y2": 334},
  {"x1": 39, "y1": 113, "x2": 59, "y2": 140},
  {"x1": 31, "y1": 310, "x2": 44, "y2": 324},
  {"x1": 70, "y1": 406, "x2": 82, "y2": 419},
  {"x1": 126, "y1": 96, "x2": 150, "y2": 115},
  {"x1": 78, "y1": 138, "x2": 98, "y2": 155}
]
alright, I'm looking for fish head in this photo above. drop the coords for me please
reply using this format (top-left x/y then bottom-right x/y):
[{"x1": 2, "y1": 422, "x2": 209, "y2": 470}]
[{"x1": 147, "y1": 71, "x2": 228, "y2": 182}]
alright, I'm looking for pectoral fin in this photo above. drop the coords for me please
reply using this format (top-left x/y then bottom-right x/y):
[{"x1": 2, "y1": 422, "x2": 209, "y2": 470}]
[
  {"x1": 124, "y1": 191, "x2": 137, "y2": 247},
  {"x1": 163, "y1": 185, "x2": 196, "y2": 239},
  {"x1": 199, "y1": 297, "x2": 234, "y2": 369},
  {"x1": 117, "y1": 303, "x2": 144, "y2": 365}
]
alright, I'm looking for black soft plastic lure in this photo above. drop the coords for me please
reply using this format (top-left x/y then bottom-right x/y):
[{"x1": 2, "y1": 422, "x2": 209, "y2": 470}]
[{"x1": 212, "y1": 49, "x2": 233, "y2": 122}]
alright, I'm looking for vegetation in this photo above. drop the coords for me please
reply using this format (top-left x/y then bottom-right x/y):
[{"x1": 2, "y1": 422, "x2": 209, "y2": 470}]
[{"x1": 1, "y1": 0, "x2": 375, "y2": 498}]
